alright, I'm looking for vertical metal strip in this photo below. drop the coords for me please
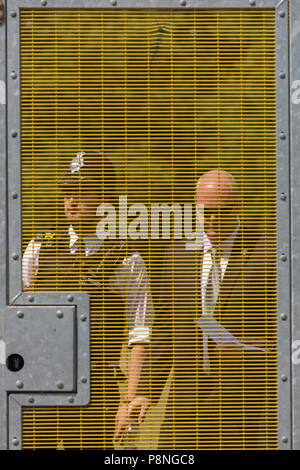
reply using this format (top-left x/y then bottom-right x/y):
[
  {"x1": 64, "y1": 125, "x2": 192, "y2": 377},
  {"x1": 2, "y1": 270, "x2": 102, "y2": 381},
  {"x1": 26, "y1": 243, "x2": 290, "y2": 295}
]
[
  {"x1": 0, "y1": 0, "x2": 7, "y2": 452},
  {"x1": 8, "y1": 397, "x2": 22, "y2": 450},
  {"x1": 7, "y1": 1, "x2": 22, "y2": 302},
  {"x1": 275, "y1": 0, "x2": 291, "y2": 450},
  {"x1": 290, "y1": 0, "x2": 300, "y2": 451}
]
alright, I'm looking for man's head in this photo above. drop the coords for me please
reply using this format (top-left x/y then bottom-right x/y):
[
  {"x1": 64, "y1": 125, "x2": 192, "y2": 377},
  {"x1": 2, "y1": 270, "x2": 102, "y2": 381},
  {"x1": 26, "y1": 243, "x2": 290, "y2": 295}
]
[
  {"x1": 59, "y1": 151, "x2": 116, "y2": 235},
  {"x1": 196, "y1": 169, "x2": 241, "y2": 244}
]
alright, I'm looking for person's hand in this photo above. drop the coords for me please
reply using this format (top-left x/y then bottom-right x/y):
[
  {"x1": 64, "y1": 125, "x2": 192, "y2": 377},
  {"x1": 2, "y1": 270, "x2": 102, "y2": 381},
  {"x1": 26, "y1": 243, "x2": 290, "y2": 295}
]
[
  {"x1": 215, "y1": 341, "x2": 245, "y2": 360},
  {"x1": 243, "y1": 337, "x2": 268, "y2": 350},
  {"x1": 215, "y1": 337, "x2": 268, "y2": 367},
  {"x1": 114, "y1": 396, "x2": 150, "y2": 443}
]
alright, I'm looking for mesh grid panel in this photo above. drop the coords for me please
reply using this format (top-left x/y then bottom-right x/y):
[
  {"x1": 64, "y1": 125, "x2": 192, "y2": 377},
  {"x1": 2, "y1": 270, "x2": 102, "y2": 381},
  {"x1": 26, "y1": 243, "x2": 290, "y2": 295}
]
[{"x1": 20, "y1": 8, "x2": 277, "y2": 450}]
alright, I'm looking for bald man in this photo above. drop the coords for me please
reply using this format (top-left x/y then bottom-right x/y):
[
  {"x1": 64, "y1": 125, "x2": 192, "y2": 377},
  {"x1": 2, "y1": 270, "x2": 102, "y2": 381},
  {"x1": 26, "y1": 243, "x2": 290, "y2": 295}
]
[{"x1": 142, "y1": 169, "x2": 276, "y2": 450}]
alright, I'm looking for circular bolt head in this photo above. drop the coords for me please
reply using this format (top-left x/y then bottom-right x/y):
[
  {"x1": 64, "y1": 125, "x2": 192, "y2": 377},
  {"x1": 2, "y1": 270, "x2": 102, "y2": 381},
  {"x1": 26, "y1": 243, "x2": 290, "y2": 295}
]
[
  {"x1": 80, "y1": 376, "x2": 87, "y2": 384},
  {"x1": 12, "y1": 438, "x2": 19, "y2": 446},
  {"x1": 279, "y1": 132, "x2": 286, "y2": 140},
  {"x1": 280, "y1": 192, "x2": 287, "y2": 201},
  {"x1": 16, "y1": 380, "x2": 24, "y2": 389},
  {"x1": 27, "y1": 294, "x2": 34, "y2": 302},
  {"x1": 28, "y1": 397, "x2": 34, "y2": 404},
  {"x1": 280, "y1": 254, "x2": 287, "y2": 262},
  {"x1": 10, "y1": 71, "x2": 17, "y2": 79},
  {"x1": 56, "y1": 381, "x2": 64, "y2": 390},
  {"x1": 279, "y1": 71, "x2": 286, "y2": 79},
  {"x1": 12, "y1": 253, "x2": 19, "y2": 260},
  {"x1": 41, "y1": 0, "x2": 47, "y2": 5},
  {"x1": 80, "y1": 314, "x2": 87, "y2": 322},
  {"x1": 279, "y1": 10, "x2": 286, "y2": 17},
  {"x1": 281, "y1": 374, "x2": 288, "y2": 382},
  {"x1": 280, "y1": 313, "x2": 287, "y2": 321},
  {"x1": 249, "y1": 0, "x2": 256, "y2": 5},
  {"x1": 281, "y1": 436, "x2": 288, "y2": 443},
  {"x1": 17, "y1": 310, "x2": 24, "y2": 319},
  {"x1": 180, "y1": 0, "x2": 187, "y2": 5},
  {"x1": 68, "y1": 396, "x2": 74, "y2": 403},
  {"x1": 11, "y1": 131, "x2": 18, "y2": 138},
  {"x1": 111, "y1": 0, "x2": 117, "y2": 5},
  {"x1": 67, "y1": 295, "x2": 74, "y2": 302},
  {"x1": 12, "y1": 192, "x2": 18, "y2": 199},
  {"x1": 56, "y1": 310, "x2": 64, "y2": 319},
  {"x1": 10, "y1": 11, "x2": 17, "y2": 18}
]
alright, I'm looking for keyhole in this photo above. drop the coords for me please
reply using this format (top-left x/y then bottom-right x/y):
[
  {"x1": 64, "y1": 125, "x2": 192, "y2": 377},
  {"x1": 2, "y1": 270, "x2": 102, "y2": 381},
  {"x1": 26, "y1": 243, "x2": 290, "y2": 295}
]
[{"x1": 6, "y1": 354, "x2": 24, "y2": 372}]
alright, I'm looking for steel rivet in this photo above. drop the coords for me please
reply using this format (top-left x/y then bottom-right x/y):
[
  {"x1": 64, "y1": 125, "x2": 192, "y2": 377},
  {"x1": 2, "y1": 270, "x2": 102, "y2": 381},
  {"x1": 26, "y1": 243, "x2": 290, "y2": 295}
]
[
  {"x1": 27, "y1": 294, "x2": 34, "y2": 302},
  {"x1": 12, "y1": 192, "x2": 18, "y2": 199},
  {"x1": 80, "y1": 376, "x2": 87, "y2": 384},
  {"x1": 68, "y1": 396, "x2": 74, "y2": 403},
  {"x1": 279, "y1": 10, "x2": 286, "y2": 18},
  {"x1": 80, "y1": 314, "x2": 87, "y2": 322},
  {"x1": 281, "y1": 374, "x2": 288, "y2": 382},
  {"x1": 10, "y1": 11, "x2": 17, "y2": 18},
  {"x1": 67, "y1": 295, "x2": 74, "y2": 302},
  {"x1": 28, "y1": 397, "x2": 34, "y2": 404},
  {"x1": 280, "y1": 193, "x2": 287, "y2": 201},
  {"x1": 56, "y1": 381, "x2": 64, "y2": 390},
  {"x1": 17, "y1": 310, "x2": 24, "y2": 319},
  {"x1": 280, "y1": 313, "x2": 287, "y2": 321},
  {"x1": 280, "y1": 254, "x2": 287, "y2": 262},
  {"x1": 16, "y1": 380, "x2": 24, "y2": 389},
  {"x1": 12, "y1": 438, "x2": 19, "y2": 446},
  {"x1": 279, "y1": 71, "x2": 286, "y2": 79},
  {"x1": 111, "y1": 0, "x2": 117, "y2": 5},
  {"x1": 282, "y1": 436, "x2": 288, "y2": 443},
  {"x1": 279, "y1": 132, "x2": 286, "y2": 140},
  {"x1": 56, "y1": 310, "x2": 64, "y2": 319},
  {"x1": 41, "y1": 0, "x2": 47, "y2": 5},
  {"x1": 180, "y1": 0, "x2": 187, "y2": 5},
  {"x1": 12, "y1": 253, "x2": 19, "y2": 260},
  {"x1": 249, "y1": 0, "x2": 256, "y2": 5},
  {"x1": 11, "y1": 131, "x2": 18, "y2": 138},
  {"x1": 10, "y1": 71, "x2": 17, "y2": 79}
]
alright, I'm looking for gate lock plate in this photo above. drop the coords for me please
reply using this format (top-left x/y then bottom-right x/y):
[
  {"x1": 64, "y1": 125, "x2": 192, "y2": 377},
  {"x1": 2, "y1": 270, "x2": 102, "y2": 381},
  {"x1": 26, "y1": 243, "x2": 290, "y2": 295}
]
[{"x1": 4, "y1": 306, "x2": 76, "y2": 392}]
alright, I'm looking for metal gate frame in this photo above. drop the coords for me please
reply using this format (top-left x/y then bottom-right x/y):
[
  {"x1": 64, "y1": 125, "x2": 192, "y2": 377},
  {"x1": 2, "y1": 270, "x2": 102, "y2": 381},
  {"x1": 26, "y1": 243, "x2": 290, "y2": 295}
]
[{"x1": 0, "y1": 0, "x2": 296, "y2": 450}]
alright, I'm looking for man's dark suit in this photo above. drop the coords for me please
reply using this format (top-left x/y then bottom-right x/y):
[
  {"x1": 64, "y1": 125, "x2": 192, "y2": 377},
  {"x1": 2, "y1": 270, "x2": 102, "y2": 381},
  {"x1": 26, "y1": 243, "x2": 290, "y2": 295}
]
[{"x1": 147, "y1": 227, "x2": 277, "y2": 450}]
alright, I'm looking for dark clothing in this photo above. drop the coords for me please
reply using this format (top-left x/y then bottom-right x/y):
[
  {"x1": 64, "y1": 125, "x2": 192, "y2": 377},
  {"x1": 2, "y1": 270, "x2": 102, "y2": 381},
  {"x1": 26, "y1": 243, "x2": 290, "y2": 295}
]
[
  {"x1": 144, "y1": 229, "x2": 277, "y2": 449},
  {"x1": 34, "y1": 227, "x2": 133, "y2": 366},
  {"x1": 28, "y1": 226, "x2": 140, "y2": 449}
]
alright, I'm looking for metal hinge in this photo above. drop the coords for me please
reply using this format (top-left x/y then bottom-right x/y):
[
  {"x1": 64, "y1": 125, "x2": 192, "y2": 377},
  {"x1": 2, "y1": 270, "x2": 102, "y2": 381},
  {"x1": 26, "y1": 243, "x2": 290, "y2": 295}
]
[{"x1": 0, "y1": 0, "x2": 4, "y2": 25}]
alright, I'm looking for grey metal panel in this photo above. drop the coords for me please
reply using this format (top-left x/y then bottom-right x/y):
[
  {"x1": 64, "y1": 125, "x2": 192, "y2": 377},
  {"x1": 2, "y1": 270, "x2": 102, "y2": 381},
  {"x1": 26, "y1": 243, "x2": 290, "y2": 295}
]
[
  {"x1": 290, "y1": 0, "x2": 300, "y2": 451},
  {"x1": 6, "y1": 0, "x2": 281, "y2": 11},
  {"x1": 4, "y1": 306, "x2": 76, "y2": 392},
  {"x1": 11, "y1": 292, "x2": 90, "y2": 401},
  {"x1": 8, "y1": 396, "x2": 22, "y2": 450},
  {"x1": 275, "y1": 0, "x2": 291, "y2": 451},
  {"x1": 0, "y1": 0, "x2": 7, "y2": 451},
  {"x1": 7, "y1": 0, "x2": 22, "y2": 303},
  {"x1": 6, "y1": 293, "x2": 90, "y2": 450},
  {"x1": 2, "y1": 292, "x2": 90, "y2": 450}
]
